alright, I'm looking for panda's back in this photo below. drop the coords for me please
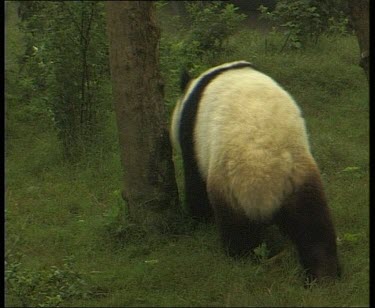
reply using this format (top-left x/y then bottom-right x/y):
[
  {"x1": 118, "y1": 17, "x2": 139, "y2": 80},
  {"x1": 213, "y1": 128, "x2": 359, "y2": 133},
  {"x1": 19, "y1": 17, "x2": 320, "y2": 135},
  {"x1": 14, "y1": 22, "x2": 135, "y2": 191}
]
[{"x1": 194, "y1": 67, "x2": 317, "y2": 219}]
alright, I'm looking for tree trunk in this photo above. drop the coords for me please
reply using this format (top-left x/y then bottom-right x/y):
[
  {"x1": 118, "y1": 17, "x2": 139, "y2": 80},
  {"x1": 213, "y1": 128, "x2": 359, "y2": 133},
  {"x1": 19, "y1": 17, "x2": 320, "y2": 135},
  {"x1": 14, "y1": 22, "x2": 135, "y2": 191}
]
[
  {"x1": 348, "y1": 1, "x2": 369, "y2": 81},
  {"x1": 106, "y1": 1, "x2": 179, "y2": 232}
]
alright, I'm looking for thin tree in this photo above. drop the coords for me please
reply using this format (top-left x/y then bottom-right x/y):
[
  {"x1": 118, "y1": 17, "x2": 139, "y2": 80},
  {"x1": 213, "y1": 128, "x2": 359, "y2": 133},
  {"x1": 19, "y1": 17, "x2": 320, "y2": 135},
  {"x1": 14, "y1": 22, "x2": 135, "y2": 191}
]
[
  {"x1": 348, "y1": 0, "x2": 369, "y2": 81},
  {"x1": 106, "y1": 1, "x2": 179, "y2": 231}
]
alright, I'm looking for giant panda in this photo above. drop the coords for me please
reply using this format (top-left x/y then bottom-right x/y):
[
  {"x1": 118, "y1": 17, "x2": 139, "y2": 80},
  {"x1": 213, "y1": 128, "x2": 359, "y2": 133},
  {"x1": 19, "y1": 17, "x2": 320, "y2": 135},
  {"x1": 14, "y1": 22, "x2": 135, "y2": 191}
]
[{"x1": 170, "y1": 60, "x2": 340, "y2": 282}]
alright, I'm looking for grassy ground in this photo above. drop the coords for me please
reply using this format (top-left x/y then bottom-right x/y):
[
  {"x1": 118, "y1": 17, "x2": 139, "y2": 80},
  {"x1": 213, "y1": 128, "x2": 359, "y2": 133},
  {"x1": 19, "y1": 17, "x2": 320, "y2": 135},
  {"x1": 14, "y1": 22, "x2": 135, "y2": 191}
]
[{"x1": 6, "y1": 4, "x2": 369, "y2": 307}]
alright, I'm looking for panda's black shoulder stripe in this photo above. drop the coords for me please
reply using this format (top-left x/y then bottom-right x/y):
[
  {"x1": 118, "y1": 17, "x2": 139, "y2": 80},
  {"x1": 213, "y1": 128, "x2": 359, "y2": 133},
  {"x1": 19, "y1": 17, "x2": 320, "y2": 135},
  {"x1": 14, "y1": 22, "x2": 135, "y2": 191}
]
[{"x1": 178, "y1": 61, "x2": 255, "y2": 154}]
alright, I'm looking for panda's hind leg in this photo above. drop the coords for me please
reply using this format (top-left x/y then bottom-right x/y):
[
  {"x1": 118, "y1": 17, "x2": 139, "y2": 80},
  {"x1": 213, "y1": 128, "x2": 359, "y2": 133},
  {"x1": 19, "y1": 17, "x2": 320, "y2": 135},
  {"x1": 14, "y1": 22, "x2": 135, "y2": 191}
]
[
  {"x1": 207, "y1": 183, "x2": 266, "y2": 258},
  {"x1": 182, "y1": 158, "x2": 213, "y2": 222},
  {"x1": 275, "y1": 173, "x2": 340, "y2": 282}
]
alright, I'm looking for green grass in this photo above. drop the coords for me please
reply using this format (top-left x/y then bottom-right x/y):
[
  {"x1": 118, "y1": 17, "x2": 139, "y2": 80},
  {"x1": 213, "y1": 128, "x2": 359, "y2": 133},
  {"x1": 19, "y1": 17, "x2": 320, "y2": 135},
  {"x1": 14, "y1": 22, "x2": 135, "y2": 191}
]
[{"x1": 6, "y1": 3, "x2": 369, "y2": 307}]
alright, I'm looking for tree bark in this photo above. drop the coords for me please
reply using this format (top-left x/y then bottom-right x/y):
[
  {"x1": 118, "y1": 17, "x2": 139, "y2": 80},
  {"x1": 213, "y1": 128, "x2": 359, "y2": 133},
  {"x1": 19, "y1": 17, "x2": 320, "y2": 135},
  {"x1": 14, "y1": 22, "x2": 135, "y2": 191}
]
[
  {"x1": 348, "y1": 0, "x2": 369, "y2": 81},
  {"x1": 106, "y1": 1, "x2": 179, "y2": 231}
]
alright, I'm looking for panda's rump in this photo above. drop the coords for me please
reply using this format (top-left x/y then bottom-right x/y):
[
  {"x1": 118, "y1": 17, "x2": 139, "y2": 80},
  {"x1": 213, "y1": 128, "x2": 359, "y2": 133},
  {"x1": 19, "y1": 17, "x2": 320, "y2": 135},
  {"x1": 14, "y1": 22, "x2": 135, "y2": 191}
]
[
  {"x1": 204, "y1": 134, "x2": 302, "y2": 221},
  {"x1": 194, "y1": 69, "x2": 314, "y2": 220}
]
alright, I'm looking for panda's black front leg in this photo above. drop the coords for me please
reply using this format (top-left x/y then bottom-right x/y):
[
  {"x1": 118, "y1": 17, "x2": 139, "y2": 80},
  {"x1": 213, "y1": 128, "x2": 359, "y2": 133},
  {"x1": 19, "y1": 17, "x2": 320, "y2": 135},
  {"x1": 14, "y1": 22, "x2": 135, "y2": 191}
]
[
  {"x1": 183, "y1": 159, "x2": 213, "y2": 222},
  {"x1": 275, "y1": 174, "x2": 340, "y2": 282}
]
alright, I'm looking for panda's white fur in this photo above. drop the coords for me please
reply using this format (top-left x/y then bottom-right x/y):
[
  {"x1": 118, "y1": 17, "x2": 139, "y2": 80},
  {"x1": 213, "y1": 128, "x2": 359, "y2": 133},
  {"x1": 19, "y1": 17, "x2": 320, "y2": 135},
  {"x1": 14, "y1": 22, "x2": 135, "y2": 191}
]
[{"x1": 172, "y1": 61, "x2": 318, "y2": 221}]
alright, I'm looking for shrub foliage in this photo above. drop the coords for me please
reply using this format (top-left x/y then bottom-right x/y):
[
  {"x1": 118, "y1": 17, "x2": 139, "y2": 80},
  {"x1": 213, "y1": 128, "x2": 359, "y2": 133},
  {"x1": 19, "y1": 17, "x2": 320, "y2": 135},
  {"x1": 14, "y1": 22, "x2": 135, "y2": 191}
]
[
  {"x1": 16, "y1": 1, "x2": 110, "y2": 160},
  {"x1": 258, "y1": 0, "x2": 349, "y2": 51}
]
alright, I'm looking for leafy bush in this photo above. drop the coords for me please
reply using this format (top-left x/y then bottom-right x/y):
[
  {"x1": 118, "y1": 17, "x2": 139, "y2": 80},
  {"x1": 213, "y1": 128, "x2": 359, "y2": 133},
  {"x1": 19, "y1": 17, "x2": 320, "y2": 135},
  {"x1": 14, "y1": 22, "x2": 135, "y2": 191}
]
[
  {"x1": 326, "y1": 12, "x2": 350, "y2": 36},
  {"x1": 258, "y1": 0, "x2": 349, "y2": 51},
  {"x1": 159, "y1": 1, "x2": 246, "y2": 113},
  {"x1": 185, "y1": 1, "x2": 246, "y2": 60},
  {"x1": 160, "y1": 1, "x2": 245, "y2": 76},
  {"x1": 16, "y1": 1, "x2": 110, "y2": 161}
]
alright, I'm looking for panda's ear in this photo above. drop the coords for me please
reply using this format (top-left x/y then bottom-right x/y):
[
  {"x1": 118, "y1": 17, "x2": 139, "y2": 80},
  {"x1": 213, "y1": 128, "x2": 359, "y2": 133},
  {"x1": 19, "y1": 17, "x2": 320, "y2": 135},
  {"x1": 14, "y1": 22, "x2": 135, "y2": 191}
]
[{"x1": 180, "y1": 69, "x2": 191, "y2": 92}]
